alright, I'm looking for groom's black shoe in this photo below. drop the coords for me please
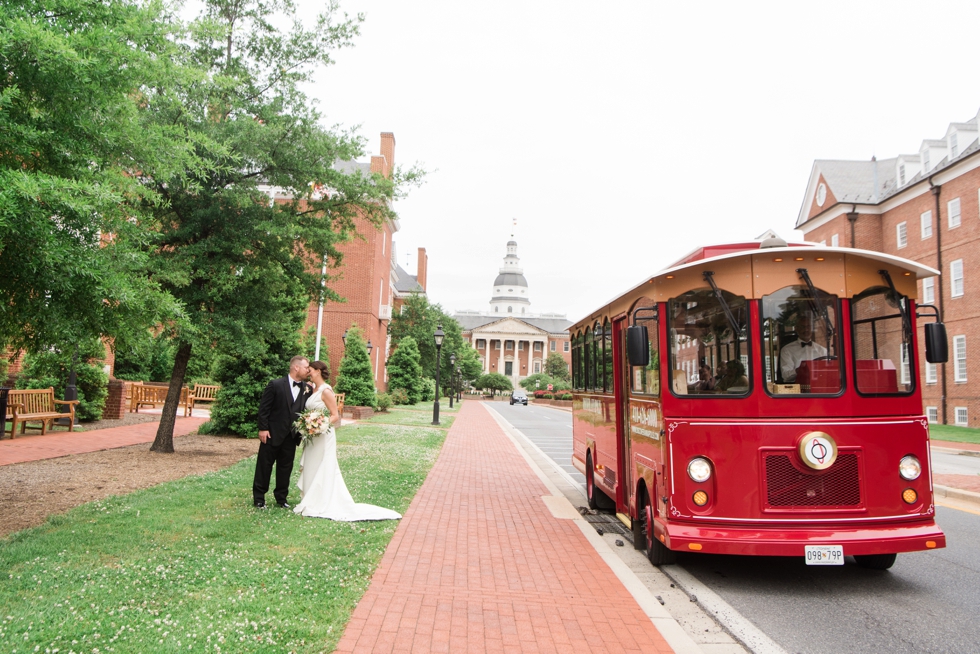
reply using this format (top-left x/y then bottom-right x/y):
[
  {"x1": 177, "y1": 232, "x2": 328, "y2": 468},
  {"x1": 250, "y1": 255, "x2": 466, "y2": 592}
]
[
  {"x1": 254, "y1": 500, "x2": 267, "y2": 509},
  {"x1": 277, "y1": 502, "x2": 291, "y2": 509}
]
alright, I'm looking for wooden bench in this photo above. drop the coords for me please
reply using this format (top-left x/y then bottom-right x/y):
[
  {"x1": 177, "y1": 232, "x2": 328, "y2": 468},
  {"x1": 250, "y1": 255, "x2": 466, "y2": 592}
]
[
  {"x1": 129, "y1": 383, "x2": 191, "y2": 416},
  {"x1": 4, "y1": 387, "x2": 79, "y2": 437},
  {"x1": 189, "y1": 384, "x2": 220, "y2": 411},
  {"x1": 336, "y1": 393, "x2": 345, "y2": 420}
]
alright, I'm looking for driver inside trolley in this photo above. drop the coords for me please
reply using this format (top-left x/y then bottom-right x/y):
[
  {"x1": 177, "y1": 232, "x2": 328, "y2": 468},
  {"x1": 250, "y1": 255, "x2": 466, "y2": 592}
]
[{"x1": 780, "y1": 312, "x2": 827, "y2": 383}]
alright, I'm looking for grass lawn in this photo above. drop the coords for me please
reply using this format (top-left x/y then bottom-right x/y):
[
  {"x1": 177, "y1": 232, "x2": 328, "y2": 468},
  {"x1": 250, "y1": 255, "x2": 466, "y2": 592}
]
[
  {"x1": 929, "y1": 423, "x2": 980, "y2": 444},
  {"x1": 396, "y1": 400, "x2": 461, "y2": 413},
  {"x1": 0, "y1": 422, "x2": 445, "y2": 653},
  {"x1": 363, "y1": 404, "x2": 457, "y2": 429}
]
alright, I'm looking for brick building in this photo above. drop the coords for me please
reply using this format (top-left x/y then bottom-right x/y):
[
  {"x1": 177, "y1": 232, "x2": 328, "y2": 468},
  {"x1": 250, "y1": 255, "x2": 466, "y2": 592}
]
[
  {"x1": 796, "y1": 108, "x2": 980, "y2": 425},
  {"x1": 289, "y1": 132, "x2": 427, "y2": 392},
  {"x1": 455, "y1": 240, "x2": 571, "y2": 388}
]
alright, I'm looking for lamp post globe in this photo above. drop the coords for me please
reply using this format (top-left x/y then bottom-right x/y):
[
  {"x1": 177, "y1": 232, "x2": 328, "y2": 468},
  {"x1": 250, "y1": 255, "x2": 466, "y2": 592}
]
[{"x1": 432, "y1": 325, "x2": 445, "y2": 425}]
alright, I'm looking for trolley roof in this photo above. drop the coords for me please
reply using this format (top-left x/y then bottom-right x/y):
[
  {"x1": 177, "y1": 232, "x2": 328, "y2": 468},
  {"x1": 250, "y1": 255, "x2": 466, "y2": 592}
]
[{"x1": 571, "y1": 243, "x2": 939, "y2": 332}]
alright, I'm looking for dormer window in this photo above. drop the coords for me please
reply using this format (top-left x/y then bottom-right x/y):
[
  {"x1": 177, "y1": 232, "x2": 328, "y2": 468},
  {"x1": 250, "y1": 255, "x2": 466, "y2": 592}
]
[
  {"x1": 923, "y1": 150, "x2": 931, "y2": 170},
  {"x1": 899, "y1": 163, "x2": 906, "y2": 186},
  {"x1": 951, "y1": 133, "x2": 959, "y2": 158}
]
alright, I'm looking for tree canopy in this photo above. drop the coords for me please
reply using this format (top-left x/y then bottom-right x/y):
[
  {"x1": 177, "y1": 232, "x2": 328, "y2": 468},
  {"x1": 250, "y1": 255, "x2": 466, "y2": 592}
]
[
  {"x1": 335, "y1": 325, "x2": 377, "y2": 408},
  {"x1": 386, "y1": 336, "x2": 424, "y2": 404},
  {"x1": 388, "y1": 294, "x2": 481, "y2": 386},
  {"x1": 545, "y1": 352, "x2": 571, "y2": 381}
]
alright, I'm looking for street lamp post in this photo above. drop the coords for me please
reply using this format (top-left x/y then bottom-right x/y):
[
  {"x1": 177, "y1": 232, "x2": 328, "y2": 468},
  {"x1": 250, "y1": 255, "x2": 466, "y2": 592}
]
[
  {"x1": 432, "y1": 325, "x2": 445, "y2": 425},
  {"x1": 448, "y1": 354, "x2": 456, "y2": 408},
  {"x1": 455, "y1": 365, "x2": 462, "y2": 401}
]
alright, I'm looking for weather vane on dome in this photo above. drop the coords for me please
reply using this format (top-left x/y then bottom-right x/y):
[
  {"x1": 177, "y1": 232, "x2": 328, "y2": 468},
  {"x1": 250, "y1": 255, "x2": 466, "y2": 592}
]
[{"x1": 511, "y1": 217, "x2": 517, "y2": 239}]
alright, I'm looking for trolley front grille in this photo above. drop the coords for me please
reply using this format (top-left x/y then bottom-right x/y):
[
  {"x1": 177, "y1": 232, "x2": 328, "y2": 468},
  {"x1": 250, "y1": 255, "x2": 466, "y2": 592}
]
[{"x1": 764, "y1": 452, "x2": 861, "y2": 508}]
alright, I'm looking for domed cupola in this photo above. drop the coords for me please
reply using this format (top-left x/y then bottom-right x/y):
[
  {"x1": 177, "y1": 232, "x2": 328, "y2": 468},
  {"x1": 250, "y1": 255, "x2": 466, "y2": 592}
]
[{"x1": 490, "y1": 240, "x2": 530, "y2": 315}]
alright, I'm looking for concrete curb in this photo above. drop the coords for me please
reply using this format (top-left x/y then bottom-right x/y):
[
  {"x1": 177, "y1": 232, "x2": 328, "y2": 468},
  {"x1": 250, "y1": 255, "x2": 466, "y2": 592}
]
[{"x1": 933, "y1": 484, "x2": 980, "y2": 509}]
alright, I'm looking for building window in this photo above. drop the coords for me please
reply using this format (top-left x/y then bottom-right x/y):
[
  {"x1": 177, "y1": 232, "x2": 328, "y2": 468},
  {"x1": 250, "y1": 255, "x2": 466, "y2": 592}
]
[
  {"x1": 900, "y1": 344, "x2": 910, "y2": 385},
  {"x1": 899, "y1": 163, "x2": 906, "y2": 186},
  {"x1": 476, "y1": 339, "x2": 486, "y2": 349},
  {"x1": 955, "y1": 407, "x2": 968, "y2": 426},
  {"x1": 494, "y1": 306, "x2": 498, "y2": 313},
  {"x1": 534, "y1": 342, "x2": 542, "y2": 352},
  {"x1": 507, "y1": 306, "x2": 512, "y2": 313},
  {"x1": 533, "y1": 361, "x2": 541, "y2": 373},
  {"x1": 550, "y1": 341, "x2": 556, "y2": 352},
  {"x1": 926, "y1": 406, "x2": 938, "y2": 423},
  {"x1": 951, "y1": 260, "x2": 964, "y2": 297},
  {"x1": 831, "y1": 234, "x2": 839, "y2": 247},
  {"x1": 518, "y1": 341, "x2": 524, "y2": 351},
  {"x1": 896, "y1": 222, "x2": 907, "y2": 248},
  {"x1": 522, "y1": 307, "x2": 525, "y2": 314},
  {"x1": 923, "y1": 150, "x2": 930, "y2": 170},
  {"x1": 564, "y1": 341, "x2": 570, "y2": 352},
  {"x1": 948, "y1": 197, "x2": 961, "y2": 228},
  {"x1": 951, "y1": 132, "x2": 959, "y2": 158},
  {"x1": 923, "y1": 277, "x2": 935, "y2": 304},
  {"x1": 505, "y1": 340, "x2": 513, "y2": 351},
  {"x1": 926, "y1": 361, "x2": 937, "y2": 384},
  {"x1": 954, "y1": 335, "x2": 967, "y2": 382},
  {"x1": 921, "y1": 210, "x2": 932, "y2": 239}
]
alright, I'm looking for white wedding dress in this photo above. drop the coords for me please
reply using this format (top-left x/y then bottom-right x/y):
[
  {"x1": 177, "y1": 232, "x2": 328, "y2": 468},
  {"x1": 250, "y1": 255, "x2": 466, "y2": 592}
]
[{"x1": 293, "y1": 384, "x2": 401, "y2": 521}]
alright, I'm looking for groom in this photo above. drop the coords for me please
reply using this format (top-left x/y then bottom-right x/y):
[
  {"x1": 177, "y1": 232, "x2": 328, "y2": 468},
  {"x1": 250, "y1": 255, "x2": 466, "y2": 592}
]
[{"x1": 253, "y1": 355, "x2": 312, "y2": 508}]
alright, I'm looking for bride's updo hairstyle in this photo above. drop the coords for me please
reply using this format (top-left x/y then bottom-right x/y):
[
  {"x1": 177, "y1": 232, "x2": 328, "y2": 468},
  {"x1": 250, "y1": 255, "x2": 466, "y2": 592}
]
[{"x1": 309, "y1": 361, "x2": 329, "y2": 380}]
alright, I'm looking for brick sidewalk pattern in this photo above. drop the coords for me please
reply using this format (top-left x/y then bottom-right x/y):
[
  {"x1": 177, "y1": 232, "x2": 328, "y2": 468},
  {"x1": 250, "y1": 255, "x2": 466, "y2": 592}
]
[
  {"x1": 0, "y1": 418, "x2": 208, "y2": 466},
  {"x1": 335, "y1": 401, "x2": 672, "y2": 654}
]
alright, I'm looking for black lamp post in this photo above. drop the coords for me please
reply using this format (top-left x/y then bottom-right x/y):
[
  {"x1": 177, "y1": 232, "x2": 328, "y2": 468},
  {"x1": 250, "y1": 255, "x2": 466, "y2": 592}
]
[
  {"x1": 341, "y1": 329, "x2": 348, "y2": 348},
  {"x1": 432, "y1": 325, "x2": 444, "y2": 425},
  {"x1": 455, "y1": 365, "x2": 462, "y2": 401},
  {"x1": 448, "y1": 354, "x2": 456, "y2": 408},
  {"x1": 366, "y1": 340, "x2": 373, "y2": 355}
]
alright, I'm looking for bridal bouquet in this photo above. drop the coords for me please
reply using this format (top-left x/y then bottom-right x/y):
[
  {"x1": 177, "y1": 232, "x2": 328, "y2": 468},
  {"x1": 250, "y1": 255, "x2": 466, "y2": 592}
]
[{"x1": 293, "y1": 408, "x2": 330, "y2": 447}]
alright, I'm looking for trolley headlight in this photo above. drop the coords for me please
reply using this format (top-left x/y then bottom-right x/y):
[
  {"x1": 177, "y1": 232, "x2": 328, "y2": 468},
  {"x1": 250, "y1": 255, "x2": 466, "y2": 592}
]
[
  {"x1": 899, "y1": 455, "x2": 922, "y2": 481},
  {"x1": 687, "y1": 457, "x2": 712, "y2": 483}
]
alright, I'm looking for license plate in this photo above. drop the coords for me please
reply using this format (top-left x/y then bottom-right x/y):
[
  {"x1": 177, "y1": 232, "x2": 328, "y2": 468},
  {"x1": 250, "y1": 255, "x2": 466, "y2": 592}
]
[{"x1": 805, "y1": 545, "x2": 844, "y2": 565}]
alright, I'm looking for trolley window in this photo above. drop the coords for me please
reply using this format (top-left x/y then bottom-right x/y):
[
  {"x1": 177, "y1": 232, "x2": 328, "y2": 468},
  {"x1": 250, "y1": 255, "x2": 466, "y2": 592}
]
[
  {"x1": 630, "y1": 298, "x2": 660, "y2": 396},
  {"x1": 762, "y1": 285, "x2": 842, "y2": 395},
  {"x1": 603, "y1": 319, "x2": 613, "y2": 392},
  {"x1": 851, "y1": 286, "x2": 914, "y2": 395},
  {"x1": 669, "y1": 289, "x2": 749, "y2": 396}
]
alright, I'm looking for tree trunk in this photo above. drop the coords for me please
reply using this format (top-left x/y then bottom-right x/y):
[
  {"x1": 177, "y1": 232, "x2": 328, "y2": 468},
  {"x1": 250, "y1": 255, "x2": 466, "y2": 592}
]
[{"x1": 150, "y1": 341, "x2": 193, "y2": 453}]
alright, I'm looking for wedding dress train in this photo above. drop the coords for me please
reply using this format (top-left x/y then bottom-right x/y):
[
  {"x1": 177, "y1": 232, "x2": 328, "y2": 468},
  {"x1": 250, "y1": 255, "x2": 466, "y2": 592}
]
[{"x1": 293, "y1": 384, "x2": 401, "y2": 521}]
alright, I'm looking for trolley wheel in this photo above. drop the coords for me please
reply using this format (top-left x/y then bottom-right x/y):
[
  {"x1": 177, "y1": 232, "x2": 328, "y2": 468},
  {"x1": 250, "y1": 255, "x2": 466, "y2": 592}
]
[
  {"x1": 854, "y1": 553, "x2": 897, "y2": 570},
  {"x1": 586, "y1": 452, "x2": 600, "y2": 510},
  {"x1": 644, "y1": 503, "x2": 676, "y2": 566}
]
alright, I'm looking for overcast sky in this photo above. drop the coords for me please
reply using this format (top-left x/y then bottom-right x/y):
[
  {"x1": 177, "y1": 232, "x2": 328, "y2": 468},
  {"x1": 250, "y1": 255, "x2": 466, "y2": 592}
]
[{"x1": 297, "y1": 0, "x2": 980, "y2": 322}]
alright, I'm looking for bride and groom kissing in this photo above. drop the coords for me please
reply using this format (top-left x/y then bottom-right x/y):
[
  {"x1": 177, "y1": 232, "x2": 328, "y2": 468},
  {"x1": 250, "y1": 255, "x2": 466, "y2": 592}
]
[{"x1": 251, "y1": 355, "x2": 400, "y2": 521}]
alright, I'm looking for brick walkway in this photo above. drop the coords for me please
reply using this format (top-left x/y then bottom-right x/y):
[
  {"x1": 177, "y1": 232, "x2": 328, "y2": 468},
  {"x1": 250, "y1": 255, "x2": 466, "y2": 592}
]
[
  {"x1": 0, "y1": 417, "x2": 207, "y2": 465},
  {"x1": 335, "y1": 401, "x2": 672, "y2": 654}
]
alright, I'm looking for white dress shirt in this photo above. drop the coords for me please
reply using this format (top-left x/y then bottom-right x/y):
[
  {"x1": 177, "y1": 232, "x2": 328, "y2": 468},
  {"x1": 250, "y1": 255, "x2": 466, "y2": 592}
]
[{"x1": 780, "y1": 339, "x2": 828, "y2": 382}]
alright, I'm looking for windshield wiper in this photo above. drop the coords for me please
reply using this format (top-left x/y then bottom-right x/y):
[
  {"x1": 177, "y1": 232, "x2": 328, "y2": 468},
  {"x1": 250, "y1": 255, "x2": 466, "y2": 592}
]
[{"x1": 796, "y1": 268, "x2": 835, "y2": 343}]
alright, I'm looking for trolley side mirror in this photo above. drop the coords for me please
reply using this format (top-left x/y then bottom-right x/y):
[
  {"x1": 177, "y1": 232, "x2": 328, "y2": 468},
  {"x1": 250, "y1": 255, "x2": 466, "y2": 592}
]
[
  {"x1": 924, "y1": 322, "x2": 948, "y2": 364},
  {"x1": 627, "y1": 325, "x2": 650, "y2": 367}
]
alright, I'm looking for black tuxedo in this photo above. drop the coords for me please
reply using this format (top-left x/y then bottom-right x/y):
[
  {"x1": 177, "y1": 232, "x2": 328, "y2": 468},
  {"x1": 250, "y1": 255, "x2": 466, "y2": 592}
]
[{"x1": 252, "y1": 375, "x2": 310, "y2": 505}]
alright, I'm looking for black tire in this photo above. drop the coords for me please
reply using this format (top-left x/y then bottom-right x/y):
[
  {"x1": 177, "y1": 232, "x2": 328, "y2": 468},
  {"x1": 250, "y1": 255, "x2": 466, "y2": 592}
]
[
  {"x1": 586, "y1": 452, "x2": 600, "y2": 510},
  {"x1": 854, "y1": 553, "x2": 897, "y2": 570},
  {"x1": 643, "y1": 503, "x2": 676, "y2": 565}
]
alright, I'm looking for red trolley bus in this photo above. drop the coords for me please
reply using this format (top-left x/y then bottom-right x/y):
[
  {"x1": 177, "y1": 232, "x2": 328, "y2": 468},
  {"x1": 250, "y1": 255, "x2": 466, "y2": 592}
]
[{"x1": 571, "y1": 239, "x2": 948, "y2": 569}]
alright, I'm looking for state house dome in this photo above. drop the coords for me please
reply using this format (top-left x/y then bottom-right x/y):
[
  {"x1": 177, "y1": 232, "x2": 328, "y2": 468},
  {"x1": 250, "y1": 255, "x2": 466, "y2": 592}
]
[{"x1": 490, "y1": 240, "x2": 531, "y2": 315}]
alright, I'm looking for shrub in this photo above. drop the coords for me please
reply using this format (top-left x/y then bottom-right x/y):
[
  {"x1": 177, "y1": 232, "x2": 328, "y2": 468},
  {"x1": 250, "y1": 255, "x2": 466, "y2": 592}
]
[
  {"x1": 474, "y1": 372, "x2": 512, "y2": 397},
  {"x1": 543, "y1": 393, "x2": 554, "y2": 399},
  {"x1": 420, "y1": 377, "x2": 436, "y2": 402},
  {"x1": 335, "y1": 325, "x2": 377, "y2": 409},
  {"x1": 375, "y1": 392, "x2": 393, "y2": 412},
  {"x1": 389, "y1": 387, "x2": 410, "y2": 405},
  {"x1": 15, "y1": 339, "x2": 109, "y2": 421},
  {"x1": 386, "y1": 336, "x2": 425, "y2": 404},
  {"x1": 534, "y1": 390, "x2": 547, "y2": 398},
  {"x1": 560, "y1": 393, "x2": 573, "y2": 400}
]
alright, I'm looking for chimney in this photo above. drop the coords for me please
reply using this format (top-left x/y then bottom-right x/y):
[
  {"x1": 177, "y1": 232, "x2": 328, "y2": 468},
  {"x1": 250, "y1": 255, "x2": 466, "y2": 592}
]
[
  {"x1": 417, "y1": 247, "x2": 428, "y2": 291},
  {"x1": 380, "y1": 132, "x2": 396, "y2": 179}
]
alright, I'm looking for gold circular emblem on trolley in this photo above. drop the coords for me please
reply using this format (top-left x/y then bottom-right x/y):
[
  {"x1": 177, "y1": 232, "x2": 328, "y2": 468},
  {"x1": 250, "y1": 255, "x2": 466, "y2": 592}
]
[{"x1": 797, "y1": 431, "x2": 838, "y2": 470}]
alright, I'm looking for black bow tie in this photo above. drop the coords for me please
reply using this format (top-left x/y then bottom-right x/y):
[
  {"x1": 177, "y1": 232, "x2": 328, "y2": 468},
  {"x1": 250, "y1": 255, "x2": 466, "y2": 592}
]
[
  {"x1": 293, "y1": 381, "x2": 304, "y2": 388},
  {"x1": 800, "y1": 341, "x2": 812, "y2": 347}
]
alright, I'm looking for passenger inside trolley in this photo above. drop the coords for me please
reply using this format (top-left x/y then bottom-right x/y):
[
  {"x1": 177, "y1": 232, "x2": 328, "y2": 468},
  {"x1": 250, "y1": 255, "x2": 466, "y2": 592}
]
[{"x1": 779, "y1": 313, "x2": 827, "y2": 382}]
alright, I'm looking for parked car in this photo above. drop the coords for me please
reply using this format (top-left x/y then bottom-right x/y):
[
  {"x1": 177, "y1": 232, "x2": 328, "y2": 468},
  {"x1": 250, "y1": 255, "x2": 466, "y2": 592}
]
[{"x1": 510, "y1": 389, "x2": 528, "y2": 406}]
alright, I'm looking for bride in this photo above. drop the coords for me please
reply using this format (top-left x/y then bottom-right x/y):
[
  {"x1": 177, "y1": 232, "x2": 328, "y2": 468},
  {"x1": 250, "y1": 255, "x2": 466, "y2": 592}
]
[{"x1": 293, "y1": 361, "x2": 401, "y2": 521}]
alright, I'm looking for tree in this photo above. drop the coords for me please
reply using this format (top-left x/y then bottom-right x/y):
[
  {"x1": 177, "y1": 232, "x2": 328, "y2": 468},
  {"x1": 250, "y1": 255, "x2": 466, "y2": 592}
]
[
  {"x1": 545, "y1": 352, "x2": 571, "y2": 381},
  {"x1": 475, "y1": 372, "x2": 512, "y2": 397},
  {"x1": 139, "y1": 0, "x2": 419, "y2": 451},
  {"x1": 335, "y1": 325, "x2": 377, "y2": 408},
  {"x1": 388, "y1": 294, "x2": 478, "y2": 388},
  {"x1": 386, "y1": 336, "x2": 424, "y2": 404},
  {"x1": 0, "y1": 0, "x2": 184, "y2": 354},
  {"x1": 520, "y1": 372, "x2": 554, "y2": 392}
]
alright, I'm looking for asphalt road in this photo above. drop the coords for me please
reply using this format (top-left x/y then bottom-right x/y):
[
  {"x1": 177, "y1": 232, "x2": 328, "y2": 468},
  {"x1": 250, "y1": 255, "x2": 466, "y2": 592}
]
[{"x1": 491, "y1": 403, "x2": 980, "y2": 654}]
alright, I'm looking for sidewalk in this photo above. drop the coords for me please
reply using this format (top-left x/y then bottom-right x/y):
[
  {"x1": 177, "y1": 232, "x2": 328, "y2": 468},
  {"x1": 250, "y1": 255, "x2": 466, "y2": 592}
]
[
  {"x1": 335, "y1": 401, "x2": 675, "y2": 654},
  {"x1": 932, "y1": 439, "x2": 980, "y2": 498},
  {"x1": 0, "y1": 415, "x2": 208, "y2": 465}
]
